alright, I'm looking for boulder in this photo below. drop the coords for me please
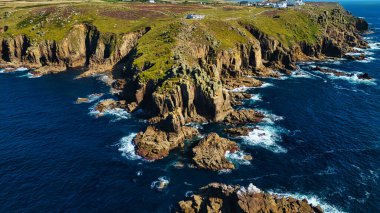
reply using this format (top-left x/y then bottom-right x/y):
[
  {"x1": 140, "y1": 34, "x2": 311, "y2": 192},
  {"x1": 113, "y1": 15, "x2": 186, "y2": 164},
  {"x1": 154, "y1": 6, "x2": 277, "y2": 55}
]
[{"x1": 192, "y1": 133, "x2": 239, "y2": 171}]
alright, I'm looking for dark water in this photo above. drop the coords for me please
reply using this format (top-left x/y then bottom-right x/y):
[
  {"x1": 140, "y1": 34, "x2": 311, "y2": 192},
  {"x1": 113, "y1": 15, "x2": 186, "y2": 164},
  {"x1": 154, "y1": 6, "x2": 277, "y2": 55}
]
[{"x1": 1, "y1": 2, "x2": 379, "y2": 212}]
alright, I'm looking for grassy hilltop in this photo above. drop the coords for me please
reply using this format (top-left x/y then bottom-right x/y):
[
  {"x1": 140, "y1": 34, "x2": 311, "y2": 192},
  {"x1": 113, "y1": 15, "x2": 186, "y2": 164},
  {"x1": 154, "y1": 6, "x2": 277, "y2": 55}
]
[{"x1": 0, "y1": 1, "x2": 352, "y2": 81}]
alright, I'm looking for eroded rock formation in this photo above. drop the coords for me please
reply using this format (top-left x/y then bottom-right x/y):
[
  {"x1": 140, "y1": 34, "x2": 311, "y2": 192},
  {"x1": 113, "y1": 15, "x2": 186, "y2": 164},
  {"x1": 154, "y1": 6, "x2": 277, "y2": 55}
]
[
  {"x1": 192, "y1": 133, "x2": 240, "y2": 171},
  {"x1": 175, "y1": 183, "x2": 324, "y2": 213},
  {"x1": 0, "y1": 4, "x2": 370, "y2": 162}
]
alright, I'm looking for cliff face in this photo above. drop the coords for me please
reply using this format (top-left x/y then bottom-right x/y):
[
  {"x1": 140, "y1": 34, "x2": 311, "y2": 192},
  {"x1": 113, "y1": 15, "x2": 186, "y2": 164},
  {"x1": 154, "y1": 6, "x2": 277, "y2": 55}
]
[
  {"x1": 0, "y1": 3, "x2": 369, "y2": 160},
  {"x1": 0, "y1": 24, "x2": 149, "y2": 75}
]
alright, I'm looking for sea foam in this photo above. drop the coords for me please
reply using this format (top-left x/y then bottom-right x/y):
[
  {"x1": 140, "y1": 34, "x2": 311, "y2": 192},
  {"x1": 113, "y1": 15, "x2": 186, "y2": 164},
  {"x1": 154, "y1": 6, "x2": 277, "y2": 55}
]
[
  {"x1": 117, "y1": 133, "x2": 141, "y2": 160},
  {"x1": 88, "y1": 100, "x2": 130, "y2": 121},
  {"x1": 225, "y1": 150, "x2": 251, "y2": 166},
  {"x1": 241, "y1": 125, "x2": 287, "y2": 153},
  {"x1": 268, "y1": 191, "x2": 345, "y2": 213}
]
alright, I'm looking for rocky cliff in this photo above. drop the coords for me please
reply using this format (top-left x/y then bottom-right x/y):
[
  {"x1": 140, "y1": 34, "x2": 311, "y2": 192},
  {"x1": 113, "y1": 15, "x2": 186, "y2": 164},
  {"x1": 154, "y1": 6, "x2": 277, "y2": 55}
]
[{"x1": 0, "y1": 3, "x2": 369, "y2": 162}]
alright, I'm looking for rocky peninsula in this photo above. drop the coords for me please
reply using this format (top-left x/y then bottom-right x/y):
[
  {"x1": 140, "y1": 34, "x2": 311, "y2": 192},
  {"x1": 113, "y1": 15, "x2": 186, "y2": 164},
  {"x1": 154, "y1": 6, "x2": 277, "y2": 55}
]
[{"x1": 0, "y1": 1, "x2": 370, "y2": 212}]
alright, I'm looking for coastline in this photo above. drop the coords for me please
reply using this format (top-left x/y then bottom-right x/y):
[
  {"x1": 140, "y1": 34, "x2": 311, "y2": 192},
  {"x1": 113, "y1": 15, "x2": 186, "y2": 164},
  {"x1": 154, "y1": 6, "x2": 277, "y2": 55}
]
[{"x1": 0, "y1": 1, "x2": 378, "y2": 212}]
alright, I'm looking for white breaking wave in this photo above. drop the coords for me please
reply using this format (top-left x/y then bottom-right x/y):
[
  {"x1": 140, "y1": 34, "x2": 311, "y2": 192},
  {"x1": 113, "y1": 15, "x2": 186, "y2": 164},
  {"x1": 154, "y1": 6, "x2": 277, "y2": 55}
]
[
  {"x1": 86, "y1": 93, "x2": 104, "y2": 103},
  {"x1": 327, "y1": 72, "x2": 377, "y2": 85},
  {"x1": 17, "y1": 72, "x2": 41, "y2": 78},
  {"x1": 230, "y1": 86, "x2": 254, "y2": 92},
  {"x1": 76, "y1": 93, "x2": 103, "y2": 104},
  {"x1": 241, "y1": 125, "x2": 287, "y2": 153},
  {"x1": 151, "y1": 176, "x2": 170, "y2": 191},
  {"x1": 249, "y1": 94, "x2": 262, "y2": 103},
  {"x1": 368, "y1": 42, "x2": 380, "y2": 50},
  {"x1": 88, "y1": 100, "x2": 130, "y2": 121},
  {"x1": 0, "y1": 67, "x2": 29, "y2": 74},
  {"x1": 268, "y1": 191, "x2": 345, "y2": 213},
  {"x1": 260, "y1": 82, "x2": 273, "y2": 88},
  {"x1": 257, "y1": 109, "x2": 284, "y2": 124},
  {"x1": 225, "y1": 150, "x2": 251, "y2": 166},
  {"x1": 117, "y1": 133, "x2": 141, "y2": 160}
]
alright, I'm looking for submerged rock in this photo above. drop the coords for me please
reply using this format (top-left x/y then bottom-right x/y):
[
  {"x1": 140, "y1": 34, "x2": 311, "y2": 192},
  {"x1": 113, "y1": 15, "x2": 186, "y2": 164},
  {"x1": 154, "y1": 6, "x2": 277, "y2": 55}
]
[
  {"x1": 312, "y1": 66, "x2": 373, "y2": 80},
  {"x1": 175, "y1": 183, "x2": 324, "y2": 213},
  {"x1": 344, "y1": 53, "x2": 366, "y2": 60},
  {"x1": 192, "y1": 133, "x2": 241, "y2": 171}
]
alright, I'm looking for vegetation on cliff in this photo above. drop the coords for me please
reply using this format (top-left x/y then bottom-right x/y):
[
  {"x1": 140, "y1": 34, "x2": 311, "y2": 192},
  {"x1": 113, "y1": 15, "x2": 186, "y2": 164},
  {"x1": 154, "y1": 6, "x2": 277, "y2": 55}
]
[{"x1": 0, "y1": 1, "x2": 369, "y2": 164}]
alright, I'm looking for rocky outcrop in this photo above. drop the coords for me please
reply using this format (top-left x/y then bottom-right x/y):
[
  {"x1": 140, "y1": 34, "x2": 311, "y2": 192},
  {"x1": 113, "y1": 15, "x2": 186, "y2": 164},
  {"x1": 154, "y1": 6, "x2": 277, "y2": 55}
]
[
  {"x1": 0, "y1": 4, "x2": 370, "y2": 162},
  {"x1": 94, "y1": 99, "x2": 127, "y2": 113},
  {"x1": 312, "y1": 66, "x2": 372, "y2": 80},
  {"x1": 224, "y1": 127, "x2": 253, "y2": 137},
  {"x1": 192, "y1": 133, "x2": 240, "y2": 171},
  {"x1": 224, "y1": 109, "x2": 264, "y2": 125},
  {"x1": 175, "y1": 183, "x2": 323, "y2": 213},
  {"x1": 223, "y1": 77, "x2": 263, "y2": 91},
  {"x1": 133, "y1": 125, "x2": 199, "y2": 160}
]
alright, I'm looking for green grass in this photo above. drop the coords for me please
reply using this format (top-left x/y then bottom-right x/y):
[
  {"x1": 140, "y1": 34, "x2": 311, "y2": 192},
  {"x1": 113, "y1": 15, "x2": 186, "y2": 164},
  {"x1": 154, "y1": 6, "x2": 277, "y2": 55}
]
[
  {"x1": 133, "y1": 21, "x2": 181, "y2": 82},
  {"x1": 0, "y1": 2, "x2": 354, "y2": 84}
]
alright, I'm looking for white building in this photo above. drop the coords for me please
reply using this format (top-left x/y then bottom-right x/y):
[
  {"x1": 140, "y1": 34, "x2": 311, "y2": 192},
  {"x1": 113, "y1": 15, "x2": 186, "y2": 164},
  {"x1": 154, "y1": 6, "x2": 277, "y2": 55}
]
[
  {"x1": 148, "y1": 0, "x2": 155, "y2": 3},
  {"x1": 186, "y1": 14, "x2": 205, "y2": 20},
  {"x1": 274, "y1": 1, "x2": 287, "y2": 8},
  {"x1": 287, "y1": 0, "x2": 305, "y2": 6}
]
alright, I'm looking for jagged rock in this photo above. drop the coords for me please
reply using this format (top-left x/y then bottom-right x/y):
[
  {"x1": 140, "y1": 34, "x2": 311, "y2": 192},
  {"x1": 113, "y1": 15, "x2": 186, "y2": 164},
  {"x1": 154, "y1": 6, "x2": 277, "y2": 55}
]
[
  {"x1": 224, "y1": 127, "x2": 253, "y2": 137},
  {"x1": 356, "y1": 18, "x2": 369, "y2": 31},
  {"x1": 223, "y1": 77, "x2": 263, "y2": 91},
  {"x1": 224, "y1": 109, "x2": 264, "y2": 125},
  {"x1": 134, "y1": 126, "x2": 199, "y2": 160},
  {"x1": 344, "y1": 53, "x2": 366, "y2": 60},
  {"x1": 175, "y1": 183, "x2": 324, "y2": 213},
  {"x1": 357, "y1": 73, "x2": 372, "y2": 80},
  {"x1": 230, "y1": 92, "x2": 252, "y2": 106},
  {"x1": 95, "y1": 99, "x2": 126, "y2": 113},
  {"x1": 76, "y1": 98, "x2": 90, "y2": 104},
  {"x1": 312, "y1": 66, "x2": 373, "y2": 80},
  {"x1": 192, "y1": 133, "x2": 239, "y2": 171}
]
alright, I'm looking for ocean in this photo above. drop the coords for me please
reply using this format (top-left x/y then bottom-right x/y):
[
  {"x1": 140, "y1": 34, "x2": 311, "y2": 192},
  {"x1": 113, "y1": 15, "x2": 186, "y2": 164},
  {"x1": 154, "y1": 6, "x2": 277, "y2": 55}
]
[{"x1": 0, "y1": 1, "x2": 379, "y2": 212}]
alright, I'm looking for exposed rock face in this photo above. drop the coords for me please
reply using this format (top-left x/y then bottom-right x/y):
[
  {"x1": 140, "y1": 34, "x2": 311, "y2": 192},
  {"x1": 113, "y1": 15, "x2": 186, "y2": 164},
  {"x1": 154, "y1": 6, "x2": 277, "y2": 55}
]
[
  {"x1": 133, "y1": 125, "x2": 199, "y2": 160},
  {"x1": 192, "y1": 133, "x2": 240, "y2": 171},
  {"x1": 223, "y1": 77, "x2": 263, "y2": 91},
  {"x1": 224, "y1": 109, "x2": 264, "y2": 125},
  {"x1": 95, "y1": 99, "x2": 127, "y2": 113},
  {"x1": 0, "y1": 24, "x2": 149, "y2": 76},
  {"x1": 175, "y1": 183, "x2": 324, "y2": 213},
  {"x1": 224, "y1": 127, "x2": 253, "y2": 137},
  {"x1": 0, "y1": 4, "x2": 369, "y2": 161}
]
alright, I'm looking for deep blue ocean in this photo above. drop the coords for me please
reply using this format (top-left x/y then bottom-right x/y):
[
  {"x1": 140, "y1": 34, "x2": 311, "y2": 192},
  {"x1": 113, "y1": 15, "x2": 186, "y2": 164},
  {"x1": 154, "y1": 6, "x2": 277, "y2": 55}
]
[{"x1": 1, "y1": 2, "x2": 379, "y2": 212}]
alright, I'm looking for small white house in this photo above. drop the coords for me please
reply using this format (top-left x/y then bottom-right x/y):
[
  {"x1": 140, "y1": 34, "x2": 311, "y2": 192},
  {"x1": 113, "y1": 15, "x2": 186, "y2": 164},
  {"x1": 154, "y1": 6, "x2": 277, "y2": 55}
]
[
  {"x1": 274, "y1": 1, "x2": 287, "y2": 8},
  {"x1": 186, "y1": 14, "x2": 205, "y2": 20},
  {"x1": 148, "y1": 0, "x2": 155, "y2": 3},
  {"x1": 287, "y1": 0, "x2": 304, "y2": 6}
]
